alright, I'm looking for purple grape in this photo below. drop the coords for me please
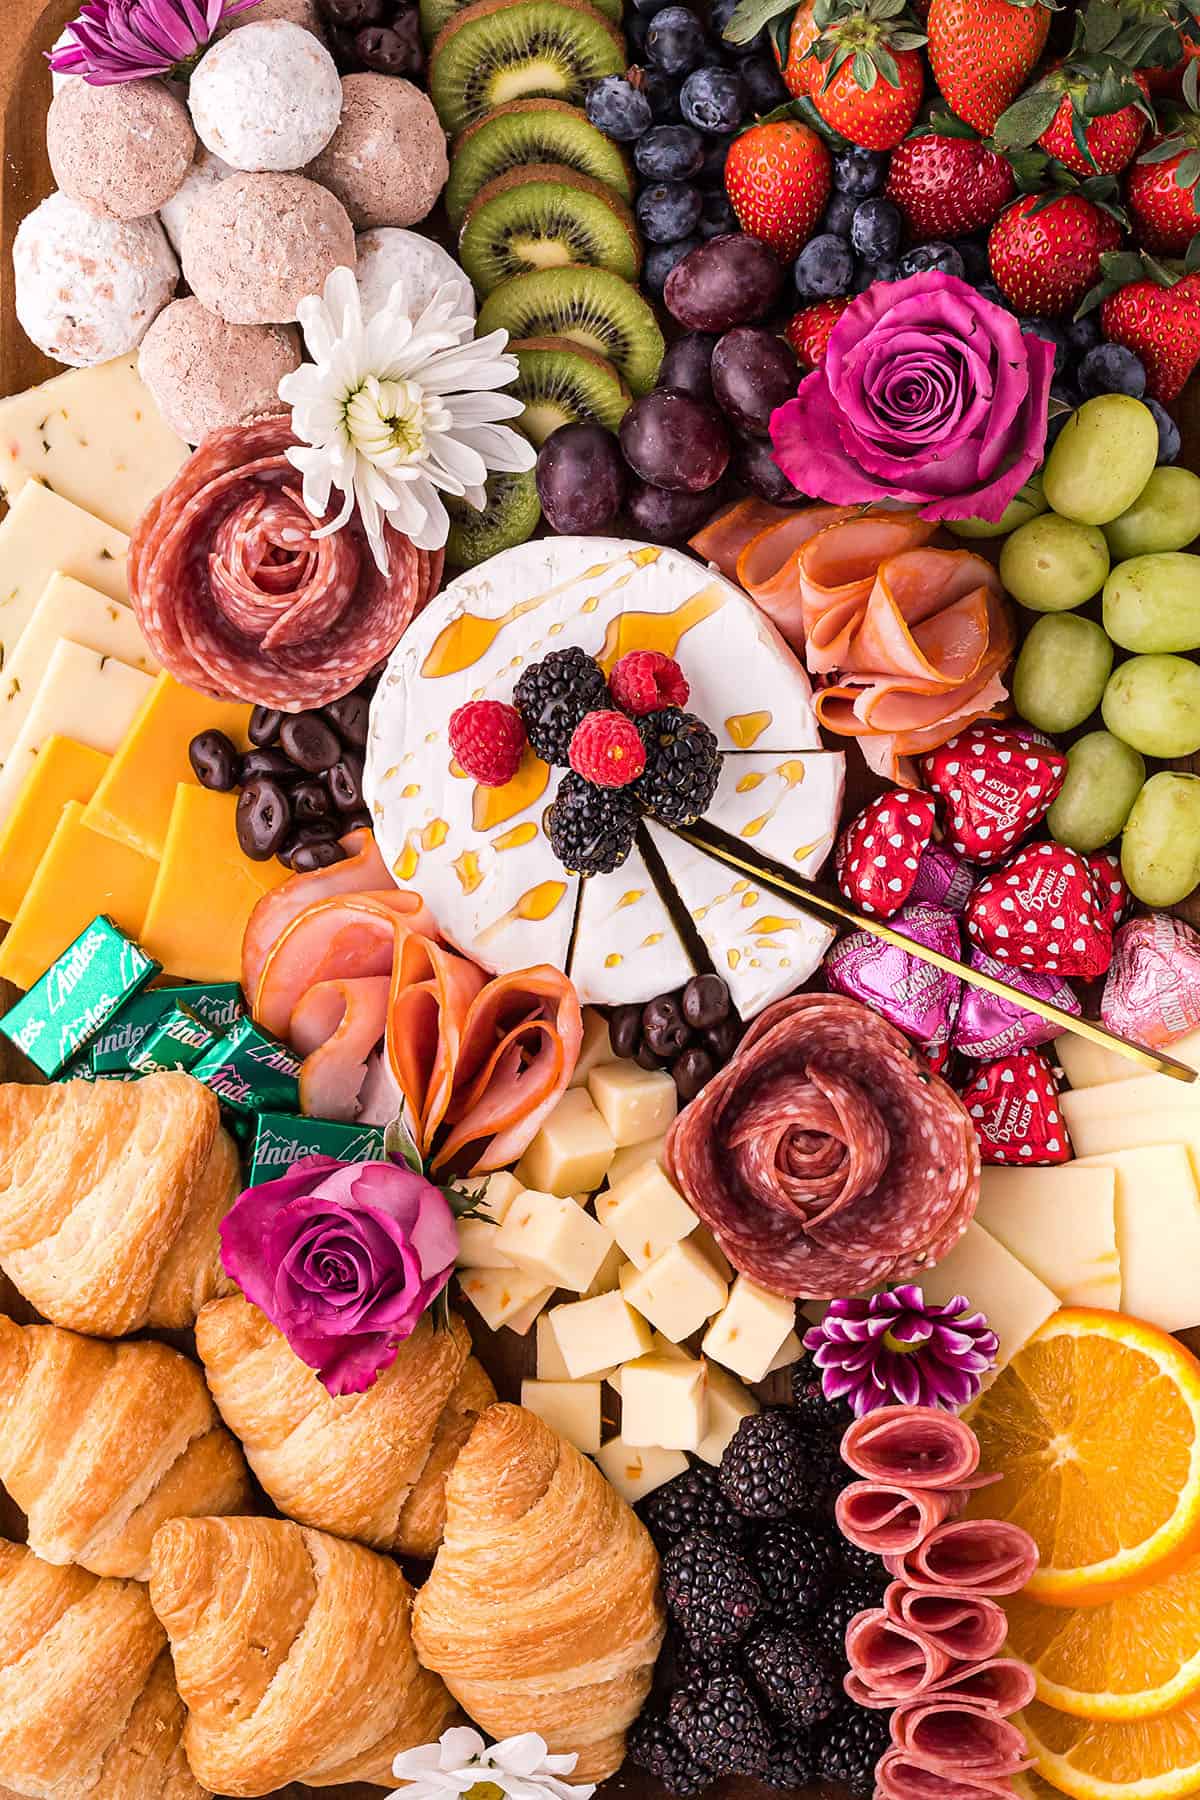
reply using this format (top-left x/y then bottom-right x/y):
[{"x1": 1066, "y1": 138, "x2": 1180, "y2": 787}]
[
  {"x1": 625, "y1": 478, "x2": 724, "y2": 542},
  {"x1": 637, "y1": 181, "x2": 704, "y2": 243},
  {"x1": 657, "y1": 332, "x2": 718, "y2": 401},
  {"x1": 664, "y1": 232, "x2": 784, "y2": 331},
  {"x1": 619, "y1": 389, "x2": 730, "y2": 492},
  {"x1": 536, "y1": 423, "x2": 626, "y2": 533},
  {"x1": 735, "y1": 434, "x2": 807, "y2": 505},
  {"x1": 711, "y1": 326, "x2": 800, "y2": 436}
]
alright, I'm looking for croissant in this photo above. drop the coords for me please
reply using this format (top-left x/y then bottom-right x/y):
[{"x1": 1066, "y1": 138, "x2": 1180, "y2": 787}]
[
  {"x1": 412, "y1": 1403, "x2": 666, "y2": 1781},
  {"x1": 195, "y1": 1297, "x2": 496, "y2": 1556},
  {"x1": 0, "y1": 1074, "x2": 238, "y2": 1336},
  {"x1": 0, "y1": 1317, "x2": 252, "y2": 1581},
  {"x1": 0, "y1": 1538, "x2": 207, "y2": 1799},
  {"x1": 148, "y1": 1514, "x2": 457, "y2": 1795}
]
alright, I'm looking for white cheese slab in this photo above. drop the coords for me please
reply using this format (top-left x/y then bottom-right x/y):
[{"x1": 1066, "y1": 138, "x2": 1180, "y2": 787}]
[
  {"x1": 919, "y1": 1221, "x2": 1060, "y2": 1376},
  {"x1": 571, "y1": 847, "x2": 693, "y2": 1005},
  {"x1": 1060, "y1": 1076, "x2": 1200, "y2": 1162},
  {"x1": 0, "y1": 639, "x2": 154, "y2": 830},
  {"x1": 975, "y1": 1164, "x2": 1120, "y2": 1311},
  {"x1": 1056, "y1": 1027, "x2": 1200, "y2": 1091},
  {"x1": 0, "y1": 484, "x2": 129, "y2": 670},
  {"x1": 1074, "y1": 1143, "x2": 1200, "y2": 1332},
  {"x1": 707, "y1": 749, "x2": 844, "y2": 881}
]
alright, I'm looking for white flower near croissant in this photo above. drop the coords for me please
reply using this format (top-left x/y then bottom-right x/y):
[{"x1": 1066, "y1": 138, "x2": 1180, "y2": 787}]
[
  {"x1": 389, "y1": 1728, "x2": 597, "y2": 1800},
  {"x1": 280, "y1": 264, "x2": 535, "y2": 571}
]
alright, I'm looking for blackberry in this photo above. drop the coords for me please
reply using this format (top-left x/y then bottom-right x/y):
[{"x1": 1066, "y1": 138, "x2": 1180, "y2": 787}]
[
  {"x1": 811, "y1": 1578, "x2": 884, "y2": 1663},
  {"x1": 750, "y1": 1519, "x2": 837, "y2": 1625},
  {"x1": 816, "y1": 1704, "x2": 893, "y2": 1798},
  {"x1": 839, "y1": 1535, "x2": 888, "y2": 1589},
  {"x1": 544, "y1": 773, "x2": 637, "y2": 876},
  {"x1": 640, "y1": 1465, "x2": 746, "y2": 1550},
  {"x1": 626, "y1": 1705, "x2": 713, "y2": 1796},
  {"x1": 634, "y1": 708, "x2": 722, "y2": 825},
  {"x1": 803, "y1": 1426, "x2": 855, "y2": 1510},
  {"x1": 514, "y1": 645, "x2": 609, "y2": 765},
  {"x1": 764, "y1": 1720, "x2": 817, "y2": 1789},
  {"x1": 745, "y1": 1627, "x2": 841, "y2": 1727},
  {"x1": 719, "y1": 1408, "x2": 811, "y2": 1519},
  {"x1": 671, "y1": 1629, "x2": 737, "y2": 1688},
  {"x1": 661, "y1": 1530, "x2": 762, "y2": 1652},
  {"x1": 669, "y1": 1674, "x2": 772, "y2": 1776},
  {"x1": 790, "y1": 1349, "x2": 854, "y2": 1437}
]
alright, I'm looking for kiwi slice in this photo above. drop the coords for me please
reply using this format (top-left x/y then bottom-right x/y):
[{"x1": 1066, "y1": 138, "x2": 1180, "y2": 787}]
[
  {"x1": 430, "y1": 0, "x2": 626, "y2": 137},
  {"x1": 460, "y1": 163, "x2": 640, "y2": 296},
  {"x1": 510, "y1": 335, "x2": 631, "y2": 444},
  {"x1": 446, "y1": 99, "x2": 633, "y2": 230},
  {"x1": 446, "y1": 467, "x2": 542, "y2": 568},
  {"x1": 478, "y1": 264, "x2": 665, "y2": 395},
  {"x1": 423, "y1": 0, "x2": 620, "y2": 44}
]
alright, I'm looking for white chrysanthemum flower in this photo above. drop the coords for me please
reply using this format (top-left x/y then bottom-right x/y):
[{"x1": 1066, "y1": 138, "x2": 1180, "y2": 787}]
[
  {"x1": 279, "y1": 265, "x2": 535, "y2": 572},
  {"x1": 389, "y1": 1729, "x2": 597, "y2": 1800}
]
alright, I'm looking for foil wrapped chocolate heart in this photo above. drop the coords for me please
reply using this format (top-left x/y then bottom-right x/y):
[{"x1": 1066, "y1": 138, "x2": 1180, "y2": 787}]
[
  {"x1": 959, "y1": 1049, "x2": 1072, "y2": 1165},
  {"x1": 953, "y1": 949, "x2": 1080, "y2": 1061},
  {"x1": 964, "y1": 841, "x2": 1113, "y2": 978},
  {"x1": 825, "y1": 901, "x2": 962, "y2": 1054},
  {"x1": 909, "y1": 843, "x2": 976, "y2": 914},
  {"x1": 1102, "y1": 914, "x2": 1200, "y2": 1048},
  {"x1": 835, "y1": 790, "x2": 938, "y2": 917},
  {"x1": 921, "y1": 725, "x2": 1067, "y2": 866},
  {"x1": 1088, "y1": 851, "x2": 1132, "y2": 936}
]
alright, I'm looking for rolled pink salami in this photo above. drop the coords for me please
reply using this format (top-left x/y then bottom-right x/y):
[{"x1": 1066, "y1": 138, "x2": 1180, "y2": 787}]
[
  {"x1": 887, "y1": 1519, "x2": 1039, "y2": 1597},
  {"x1": 876, "y1": 1747, "x2": 1021, "y2": 1800},
  {"x1": 837, "y1": 1481, "x2": 964, "y2": 1556},
  {"x1": 885, "y1": 1585, "x2": 1009, "y2": 1664},
  {"x1": 892, "y1": 1699, "x2": 1033, "y2": 1776},
  {"x1": 840, "y1": 1406, "x2": 986, "y2": 1489},
  {"x1": 844, "y1": 1608, "x2": 954, "y2": 1704}
]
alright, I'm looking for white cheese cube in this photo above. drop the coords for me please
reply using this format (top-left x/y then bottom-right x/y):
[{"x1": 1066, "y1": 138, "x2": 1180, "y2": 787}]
[
  {"x1": 919, "y1": 1222, "x2": 1058, "y2": 1375},
  {"x1": 550, "y1": 1292, "x2": 653, "y2": 1379},
  {"x1": 702, "y1": 1276, "x2": 796, "y2": 1383},
  {"x1": 692, "y1": 1224, "x2": 733, "y2": 1283},
  {"x1": 601, "y1": 1160, "x2": 700, "y2": 1269},
  {"x1": 506, "y1": 1287, "x2": 556, "y2": 1336},
  {"x1": 454, "y1": 1219, "x2": 513, "y2": 1269},
  {"x1": 457, "y1": 1267, "x2": 554, "y2": 1334},
  {"x1": 515, "y1": 1088, "x2": 616, "y2": 1197},
  {"x1": 697, "y1": 1365, "x2": 760, "y2": 1466},
  {"x1": 582, "y1": 1238, "x2": 627, "y2": 1299},
  {"x1": 607, "y1": 1333, "x2": 688, "y2": 1394},
  {"x1": 767, "y1": 1330, "x2": 804, "y2": 1375},
  {"x1": 520, "y1": 1380, "x2": 603, "y2": 1454},
  {"x1": 595, "y1": 1435, "x2": 688, "y2": 1504},
  {"x1": 607, "y1": 1133, "x2": 668, "y2": 1188},
  {"x1": 621, "y1": 1353, "x2": 709, "y2": 1451},
  {"x1": 588, "y1": 1060, "x2": 678, "y2": 1147},
  {"x1": 621, "y1": 1239, "x2": 729, "y2": 1342},
  {"x1": 1075, "y1": 1143, "x2": 1200, "y2": 1332},
  {"x1": 462, "y1": 1169, "x2": 523, "y2": 1224},
  {"x1": 975, "y1": 1164, "x2": 1120, "y2": 1310},
  {"x1": 537, "y1": 1312, "x2": 601, "y2": 1381},
  {"x1": 495, "y1": 1188, "x2": 615, "y2": 1292},
  {"x1": 569, "y1": 1008, "x2": 615, "y2": 1088}
]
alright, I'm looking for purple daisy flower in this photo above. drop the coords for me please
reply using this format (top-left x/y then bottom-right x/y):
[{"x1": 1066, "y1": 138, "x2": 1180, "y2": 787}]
[
  {"x1": 803, "y1": 1286, "x2": 999, "y2": 1418},
  {"x1": 49, "y1": 0, "x2": 261, "y2": 85}
]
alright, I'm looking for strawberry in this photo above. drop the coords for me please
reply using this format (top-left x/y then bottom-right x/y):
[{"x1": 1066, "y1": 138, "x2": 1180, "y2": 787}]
[
  {"x1": 812, "y1": 50, "x2": 926, "y2": 147},
  {"x1": 785, "y1": 296, "x2": 851, "y2": 366},
  {"x1": 885, "y1": 132, "x2": 1016, "y2": 235},
  {"x1": 1128, "y1": 123, "x2": 1200, "y2": 251},
  {"x1": 724, "y1": 119, "x2": 831, "y2": 258},
  {"x1": 987, "y1": 192, "x2": 1123, "y2": 314},
  {"x1": 926, "y1": 0, "x2": 1053, "y2": 136},
  {"x1": 1101, "y1": 267, "x2": 1200, "y2": 399},
  {"x1": 804, "y1": 0, "x2": 927, "y2": 150},
  {"x1": 776, "y1": 0, "x2": 821, "y2": 98},
  {"x1": 1035, "y1": 69, "x2": 1152, "y2": 175}
]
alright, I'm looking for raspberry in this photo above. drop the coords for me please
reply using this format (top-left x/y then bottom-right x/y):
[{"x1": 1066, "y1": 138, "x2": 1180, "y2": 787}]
[
  {"x1": 610, "y1": 650, "x2": 690, "y2": 716},
  {"x1": 568, "y1": 709, "x2": 647, "y2": 788},
  {"x1": 448, "y1": 701, "x2": 526, "y2": 787}
]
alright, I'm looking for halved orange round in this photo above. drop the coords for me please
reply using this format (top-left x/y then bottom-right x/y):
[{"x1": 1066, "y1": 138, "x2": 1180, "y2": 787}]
[
  {"x1": 967, "y1": 1309, "x2": 1200, "y2": 1605},
  {"x1": 1013, "y1": 1772, "x2": 1071, "y2": 1800},
  {"x1": 1018, "y1": 1695, "x2": 1200, "y2": 1800}
]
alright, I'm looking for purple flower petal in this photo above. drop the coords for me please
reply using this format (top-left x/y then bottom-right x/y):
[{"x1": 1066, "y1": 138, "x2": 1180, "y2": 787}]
[{"x1": 48, "y1": 0, "x2": 261, "y2": 82}]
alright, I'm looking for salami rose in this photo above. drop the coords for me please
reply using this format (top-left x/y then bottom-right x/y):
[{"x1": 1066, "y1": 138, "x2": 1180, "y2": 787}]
[
  {"x1": 665, "y1": 993, "x2": 980, "y2": 1299},
  {"x1": 130, "y1": 414, "x2": 432, "y2": 711}
]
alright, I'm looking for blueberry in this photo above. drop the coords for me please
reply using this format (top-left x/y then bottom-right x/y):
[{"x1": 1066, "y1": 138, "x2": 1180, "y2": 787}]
[
  {"x1": 680, "y1": 65, "x2": 747, "y2": 132},
  {"x1": 585, "y1": 75, "x2": 653, "y2": 139},
  {"x1": 849, "y1": 196, "x2": 901, "y2": 262},
  {"x1": 644, "y1": 234, "x2": 702, "y2": 294},
  {"x1": 1045, "y1": 385, "x2": 1078, "y2": 449},
  {"x1": 700, "y1": 132, "x2": 734, "y2": 184},
  {"x1": 626, "y1": 10, "x2": 650, "y2": 55},
  {"x1": 1020, "y1": 316, "x2": 1070, "y2": 380},
  {"x1": 897, "y1": 240, "x2": 965, "y2": 280},
  {"x1": 633, "y1": 64, "x2": 682, "y2": 122},
  {"x1": 637, "y1": 180, "x2": 704, "y2": 242},
  {"x1": 831, "y1": 146, "x2": 887, "y2": 197},
  {"x1": 700, "y1": 187, "x2": 738, "y2": 237},
  {"x1": 1063, "y1": 312, "x2": 1102, "y2": 359},
  {"x1": 821, "y1": 192, "x2": 858, "y2": 239},
  {"x1": 636, "y1": 123, "x2": 705, "y2": 180},
  {"x1": 647, "y1": 6, "x2": 707, "y2": 74},
  {"x1": 1144, "y1": 395, "x2": 1182, "y2": 464},
  {"x1": 853, "y1": 256, "x2": 898, "y2": 290},
  {"x1": 793, "y1": 232, "x2": 854, "y2": 299},
  {"x1": 711, "y1": 0, "x2": 759, "y2": 46},
  {"x1": 740, "y1": 51, "x2": 788, "y2": 111},
  {"x1": 1078, "y1": 341, "x2": 1147, "y2": 399}
]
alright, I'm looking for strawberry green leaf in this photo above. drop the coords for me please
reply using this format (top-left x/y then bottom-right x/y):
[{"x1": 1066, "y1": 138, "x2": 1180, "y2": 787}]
[
  {"x1": 1070, "y1": 110, "x2": 1097, "y2": 170},
  {"x1": 1178, "y1": 151, "x2": 1200, "y2": 190},
  {"x1": 722, "y1": 0, "x2": 801, "y2": 48},
  {"x1": 1186, "y1": 233, "x2": 1200, "y2": 274},
  {"x1": 1083, "y1": 0, "x2": 1122, "y2": 55},
  {"x1": 1186, "y1": 58, "x2": 1200, "y2": 113},
  {"x1": 993, "y1": 86, "x2": 1065, "y2": 150},
  {"x1": 1140, "y1": 135, "x2": 1191, "y2": 165}
]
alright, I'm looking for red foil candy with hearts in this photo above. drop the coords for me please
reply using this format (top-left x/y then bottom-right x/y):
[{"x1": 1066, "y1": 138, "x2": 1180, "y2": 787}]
[
  {"x1": 920, "y1": 725, "x2": 1067, "y2": 865},
  {"x1": 959, "y1": 1049, "x2": 1073, "y2": 1165},
  {"x1": 1102, "y1": 914, "x2": 1200, "y2": 1048},
  {"x1": 965, "y1": 842, "x2": 1114, "y2": 978},
  {"x1": 835, "y1": 790, "x2": 938, "y2": 917}
]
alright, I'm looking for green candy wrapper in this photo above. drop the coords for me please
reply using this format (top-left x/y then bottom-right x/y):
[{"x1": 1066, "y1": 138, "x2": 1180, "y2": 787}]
[
  {"x1": 0, "y1": 917, "x2": 159, "y2": 1079},
  {"x1": 193, "y1": 1017, "x2": 301, "y2": 1115},
  {"x1": 92, "y1": 981, "x2": 244, "y2": 1075},
  {"x1": 248, "y1": 1112, "x2": 390, "y2": 1185},
  {"x1": 129, "y1": 1005, "x2": 218, "y2": 1076}
]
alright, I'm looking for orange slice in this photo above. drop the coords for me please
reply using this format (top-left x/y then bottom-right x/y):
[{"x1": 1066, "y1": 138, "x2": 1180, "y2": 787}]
[
  {"x1": 968, "y1": 1309, "x2": 1200, "y2": 1605},
  {"x1": 1018, "y1": 1695, "x2": 1200, "y2": 1800},
  {"x1": 1005, "y1": 1552, "x2": 1200, "y2": 1720},
  {"x1": 1013, "y1": 1773, "x2": 1071, "y2": 1800}
]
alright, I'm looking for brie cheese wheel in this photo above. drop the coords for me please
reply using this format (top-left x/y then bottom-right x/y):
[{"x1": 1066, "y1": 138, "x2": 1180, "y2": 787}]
[{"x1": 365, "y1": 537, "x2": 843, "y2": 1012}]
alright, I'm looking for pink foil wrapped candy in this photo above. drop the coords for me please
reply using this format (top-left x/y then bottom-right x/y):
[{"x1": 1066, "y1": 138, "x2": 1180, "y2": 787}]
[
  {"x1": 1102, "y1": 914, "x2": 1200, "y2": 1049},
  {"x1": 953, "y1": 950, "x2": 1079, "y2": 1061},
  {"x1": 826, "y1": 902, "x2": 963, "y2": 1055}
]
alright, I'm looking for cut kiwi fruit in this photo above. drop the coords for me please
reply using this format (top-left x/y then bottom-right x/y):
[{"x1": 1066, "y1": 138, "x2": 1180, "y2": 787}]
[
  {"x1": 446, "y1": 99, "x2": 633, "y2": 230},
  {"x1": 430, "y1": 0, "x2": 626, "y2": 137},
  {"x1": 478, "y1": 264, "x2": 665, "y2": 395},
  {"x1": 510, "y1": 335, "x2": 631, "y2": 445},
  {"x1": 446, "y1": 466, "x2": 542, "y2": 568},
  {"x1": 423, "y1": 0, "x2": 620, "y2": 44},
  {"x1": 460, "y1": 163, "x2": 640, "y2": 295}
]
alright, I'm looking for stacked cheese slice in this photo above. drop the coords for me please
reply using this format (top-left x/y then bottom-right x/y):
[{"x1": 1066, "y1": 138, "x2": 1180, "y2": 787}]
[{"x1": 0, "y1": 357, "x2": 288, "y2": 989}]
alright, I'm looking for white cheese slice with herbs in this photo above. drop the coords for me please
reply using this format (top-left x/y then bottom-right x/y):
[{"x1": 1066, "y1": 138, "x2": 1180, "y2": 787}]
[
  {"x1": 0, "y1": 640, "x2": 154, "y2": 829},
  {"x1": 0, "y1": 484, "x2": 129, "y2": 672},
  {"x1": 571, "y1": 848, "x2": 693, "y2": 1006}
]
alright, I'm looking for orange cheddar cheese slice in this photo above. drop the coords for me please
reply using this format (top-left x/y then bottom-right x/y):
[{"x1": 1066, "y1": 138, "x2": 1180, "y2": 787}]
[
  {"x1": 140, "y1": 784, "x2": 290, "y2": 982},
  {"x1": 0, "y1": 799, "x2": 157, "y2": 990},
  {"x1": 0, "y1": 735, "x2": 110, "y2": 924},
  {"x1": 83, "y1": 672, "x2": 253, "y2": 860}
]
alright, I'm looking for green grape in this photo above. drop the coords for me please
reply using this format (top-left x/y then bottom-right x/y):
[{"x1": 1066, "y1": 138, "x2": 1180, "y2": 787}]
[
  {"x1": 1103, "y1": 467, "x2": 1200, "y2": 559},
  {"x1": 1047, "y1": 731, "x2": 1146, "y2": 852},
  {"x1": 1102, "y1": 552, "x2": 1200, "y2": 653},
  {"x1": 998, "y1": 513, "x2": 1110, "y2": 612},
  {"x1": 1042, "y1": 395, "x2": 1159, "y2": 525},
  {"x1": 1121, "y1": 772, "x2": 1200, "y2": 906},
  {"x1": 1102, "y1": 653, "x2": 1200, "y2": 757},
  {"x1": 1012, "y1": 614, "x2": 1113, "y2": 734},
  {"x1": 946, "y1": 477, "x2": 1047, "y2": 540}
]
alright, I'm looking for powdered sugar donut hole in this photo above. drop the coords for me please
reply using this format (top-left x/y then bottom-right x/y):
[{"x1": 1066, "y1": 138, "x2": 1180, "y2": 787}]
[
  {"x1": 355, "y1": 229, "x2": 475, "y2": 323},
  {"x1": 48, "y1": 77, "x2": 196, "y2": 221},
  {"x1": 139, "y1": 298, "x2": 302, "y2": 442},
  {"x1": 15, "y1": 191, "x2": 179, "y2": 367},
  {"x1": 182, "y1": 171, "x2": 355, "y2": 324},
  {"x1": 189, "y1": 20, "x2": 343, "y2": 172},
  {"x1": 306, "y1": 75, "x2": 449, "y2": 230},
  {"x1": 160, "y1": 147, "x2": 234, "y2": 255},
  {"x1": 217, "y1": 0, "x2": 328, "y2": 39}
]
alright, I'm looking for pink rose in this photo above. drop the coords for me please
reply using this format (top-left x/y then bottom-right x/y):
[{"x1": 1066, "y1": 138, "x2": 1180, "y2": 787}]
[
  {"x1": 219, "y1": 1156, "x2": 458, "y2": 1395},
  {"x1": 770, "y1": 272, "x2": 1055, "y2": 523}
]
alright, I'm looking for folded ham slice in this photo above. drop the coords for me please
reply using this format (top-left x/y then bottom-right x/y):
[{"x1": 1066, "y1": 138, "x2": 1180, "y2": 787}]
[
  {"x1": 243, "y1": 827, "x2": 411, "y2": 1003},
  {"x1": 876, "y1": 1747, "x2": 1022, "y2": 1800}
]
